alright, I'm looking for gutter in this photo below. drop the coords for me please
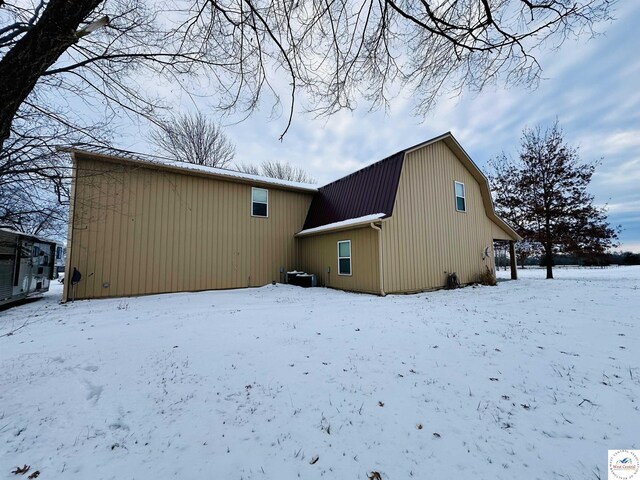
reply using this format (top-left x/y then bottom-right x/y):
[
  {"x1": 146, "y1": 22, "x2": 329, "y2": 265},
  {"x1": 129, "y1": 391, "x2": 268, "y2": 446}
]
[{"x1": 369, "y1": 222, "x2": 386, "y2": 296}]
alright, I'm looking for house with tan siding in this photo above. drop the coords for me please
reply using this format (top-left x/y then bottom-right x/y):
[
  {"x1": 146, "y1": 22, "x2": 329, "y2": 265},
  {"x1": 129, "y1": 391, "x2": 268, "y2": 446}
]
[{"x1": 63, "y1": 132, "x2": 520, "y2": 301}]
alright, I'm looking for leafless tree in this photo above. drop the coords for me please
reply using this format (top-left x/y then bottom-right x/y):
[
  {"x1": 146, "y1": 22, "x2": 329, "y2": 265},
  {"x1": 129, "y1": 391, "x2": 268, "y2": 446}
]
[
  {"x1": 235, "y1": 162, "x2": 261, "y2": 176},
  {"x1": 0, "y1": 99, "x2": 113, "y2": 238},
  {"x1": 151, "y1": 112, "x2": 235, "y2": 168},
  {"x1": 237, "y1": 160, "x2": 316, "y2": 183},
  {"x1": 260, "y1": 160, "x2": 316, "y2": 183},
  {"x1": 0, "y1": 189, "x2": 68, "y2": 238}
]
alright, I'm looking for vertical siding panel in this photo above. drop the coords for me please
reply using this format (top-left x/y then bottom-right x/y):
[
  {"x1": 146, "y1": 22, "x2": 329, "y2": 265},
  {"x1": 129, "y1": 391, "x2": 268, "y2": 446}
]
[
  {"x1": 128, "y1": 170, "x2": 139, "y2": 295},
  {"x1": 232, "y1": 182, "x2": 240, "y2": 287},
  {"x1": 169, "y1": 174, "x2": 179, "y2": 293},
  {"x1": 202, "y1": 177, "x2": 210, "y2": 290},
  {"x1": 129, "y1": 169, "x2": 140, "y2": 295},
  {"x1": 227, "y1": 182, "x2": 234, "y2": 288},
  {"x1": 199, "y1": 177, "x2": 206, "y2": 290},
  {"x1": 218, "y1": 181, "x2": 226, "y2": 289},
  {"x1": 187, "y1": 175, "x2": 195, "y2": 289},
  {"x1": 215, "y1": 180, "x2": 220, "y2": 287},
  {"x1": 88, "y1": 164, "x2": 100, "y2": 297},
  {"x1": 210, "y1": 179, "x2": 217, "y2": 290},
  {"x1": 116, "y1": 167, "x2": 129, "y2": 297},
  {"x1": 79, "y1": 164, "x2": 92, "y2": 298},
  {"x1": 143, "y1": 169, "x2": 154, "y2": 294},
  {"x1": 74, "y1": 163, "x2": 88, "y2": 298},
  {"x1": 225, "y1": 181, "x2": 232, "y2": 287},
  {"x1": 120, "y1": 168, "x2": 131, "y2": 296},
  {"x1": 184, "y1": 175, "x2": 192, "y2": 291},
  {"x1": 151, "y1": 172, "x2": 161, "y2": 293},
  {"x1": 132, "y1": 170, "x2": 145, "y2": 294},
  {"x1": 211, "y1": 178, "x2": 217, "y2": 287},
  {"x1": 140, "y1": 170, "x2": 150, "y2": 294},
  {"x1": 179, "y1": 175, "x2": 186, "y2": 291},
  {"x1": 201, "y1": 177, "x2": 208, "y2": 289},
  {"x1": 194, "y1": 177, "x2": 202, "y2": 290},
  {"x1": 130, "y1": 168, "x2": 141, "y2": 295},
  {"x1": 110, "y1": 165, "x2": 121, "y2": 298},
  {"x1": 206, "y1": 178, "x2": 212, "y2": 288},
  {"x1": 99, "y1": 165, "x2": 114, "y2": 298},
  {"x1": 148, "y1": 170, "x2": 159, "y2": 294},
  {"x1": 158, "y1": 173, "x2": 170, "y2": 293},
  {"x1": 135, "y1": 170, "x2": 146, "y2": 295},
  {"x1": 85, "y1": 165, "x2": 98, "y2": 297},
  {"x1": 195, "y1": 176, "x2": 201, "y2": 290},
  {"x1": 243, "y1": 184, "x2": 249, "y2": 286},
  {"x1": 191, "y1": 177, "x2": 198, "y2": 290},
  {"x1": 108, "y1": 166, "x2": 121, "y2": 297},
  {"x1": 94, "y1": 167, "x2": 109, "y2": 297},
  {"x1": 172, "y1": 174, "x2": 180, "y2": 292},
  {"x1": 82, "y1": 167, "x2": 94, "y2": 298},
  {"x1": 214, "y1": 179, "x2": 221, "y2": 290},
  {"x1": 187, "y1": 176, "x2": 196, "y2": 291}
]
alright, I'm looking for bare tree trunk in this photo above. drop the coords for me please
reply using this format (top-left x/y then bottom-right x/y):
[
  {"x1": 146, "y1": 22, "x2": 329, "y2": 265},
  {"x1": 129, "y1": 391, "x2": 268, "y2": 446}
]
[
  {"x1": 0, "y1": 0, "x2": 103, "y2": 150},
  {"x1": 544, "y1": 244, "x2": 554, "y2": 279}
]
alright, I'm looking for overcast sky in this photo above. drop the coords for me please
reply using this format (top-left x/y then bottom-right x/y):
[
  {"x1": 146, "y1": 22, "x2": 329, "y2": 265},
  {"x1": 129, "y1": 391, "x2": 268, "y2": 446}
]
[{"x1": 122, "y1": 0, "x2": 640, "y2": 252}]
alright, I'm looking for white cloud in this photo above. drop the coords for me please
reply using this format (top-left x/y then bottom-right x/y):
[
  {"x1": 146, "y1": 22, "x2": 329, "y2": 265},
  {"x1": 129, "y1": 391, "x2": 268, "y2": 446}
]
[
  {"x1": 618, "y1": 242, "x2": 640, "y2": 253},
  {"x1": 606, "y1": 200, "x2": 640, "y2": 214}
]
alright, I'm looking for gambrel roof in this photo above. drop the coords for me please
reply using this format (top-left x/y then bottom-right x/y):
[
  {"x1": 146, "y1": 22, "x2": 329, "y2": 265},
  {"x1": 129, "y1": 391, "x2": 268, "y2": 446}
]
[{"x1": 303, "y1": 132, "x2": 520, "y2": 240}]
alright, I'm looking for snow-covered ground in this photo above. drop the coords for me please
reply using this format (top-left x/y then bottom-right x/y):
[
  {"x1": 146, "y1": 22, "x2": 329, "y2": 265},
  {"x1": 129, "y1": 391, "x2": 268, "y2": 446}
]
[{"x1": 1, "y1": 267, "x2": 639, "y2": 479}]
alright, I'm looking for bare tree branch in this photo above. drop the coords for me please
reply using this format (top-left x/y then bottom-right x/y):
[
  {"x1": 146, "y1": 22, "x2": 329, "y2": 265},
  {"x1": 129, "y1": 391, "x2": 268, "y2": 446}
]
[
  {"x1": 237, "y1": 159, "x2": 316, "y2": 183},
  {"x1": 150, "y1": 112, "x2": 236, "y2": 167}
]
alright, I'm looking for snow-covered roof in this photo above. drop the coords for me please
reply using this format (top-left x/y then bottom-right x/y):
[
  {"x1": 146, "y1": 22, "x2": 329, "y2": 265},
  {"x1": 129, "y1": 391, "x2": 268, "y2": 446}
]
[
  {"x1": 63, "y1": 146, "x2": 318, "y2": 193},
  {"x1": 295, "y1": 213, "x2": 386, "y2": 237},
  {"x1": 0, "y1": 227, "x2": 59, "y2": 245}
]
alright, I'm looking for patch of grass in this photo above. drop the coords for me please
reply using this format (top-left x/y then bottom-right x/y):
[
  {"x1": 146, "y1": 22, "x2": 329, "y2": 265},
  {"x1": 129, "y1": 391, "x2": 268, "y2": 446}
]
[{"x1": 478, "y1": 266, "x2": 497, "y2": 286}]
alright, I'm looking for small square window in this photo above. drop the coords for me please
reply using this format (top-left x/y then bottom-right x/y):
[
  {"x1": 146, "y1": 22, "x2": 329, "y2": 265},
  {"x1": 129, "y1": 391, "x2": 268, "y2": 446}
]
[
  {"x1": 337, "y1": 240, "x2": 352, "y2": 276},
  {"x1": 251, "y1": 187, "x2": 268, "y2": 217},
  {"x1": 455, "y1": 181, "x2": 466, "y2": 212}
]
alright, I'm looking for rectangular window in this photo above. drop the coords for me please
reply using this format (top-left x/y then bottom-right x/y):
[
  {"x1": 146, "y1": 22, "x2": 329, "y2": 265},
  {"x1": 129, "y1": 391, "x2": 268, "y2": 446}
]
[
  {"x1": 337, "y1": 240, "x2": 352, "y2": 276},
  {"x1": 455, "y1": 181, "x2": 466, "y2": 212},
  {"x1": 251, "y1": 187, "x2": 268, "y2": 217}
]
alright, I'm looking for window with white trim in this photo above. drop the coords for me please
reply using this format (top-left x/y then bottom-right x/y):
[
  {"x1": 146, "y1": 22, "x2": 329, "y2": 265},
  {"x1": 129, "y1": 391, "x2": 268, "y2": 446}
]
[
  {"x1": 252, "y1": 187, "x2": 268, "y2": 217},
  {"x1": 454, "y1": 181, "x2": 466, "y2": 212},
  {"x1": 337, "y1": 240, "x2": 352, "y2": 276}
]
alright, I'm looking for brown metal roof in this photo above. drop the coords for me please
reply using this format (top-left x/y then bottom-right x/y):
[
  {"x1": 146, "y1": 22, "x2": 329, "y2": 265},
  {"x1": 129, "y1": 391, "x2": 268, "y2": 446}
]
[{"x1": 303, "y1": 151, "x2": 405, "y2": 229}]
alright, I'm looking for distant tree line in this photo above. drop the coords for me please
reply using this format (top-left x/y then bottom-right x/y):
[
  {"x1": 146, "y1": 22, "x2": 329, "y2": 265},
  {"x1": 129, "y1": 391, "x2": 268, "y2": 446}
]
[{"x1": 495, "y1": 251, "x2": 640, "y2": 269}]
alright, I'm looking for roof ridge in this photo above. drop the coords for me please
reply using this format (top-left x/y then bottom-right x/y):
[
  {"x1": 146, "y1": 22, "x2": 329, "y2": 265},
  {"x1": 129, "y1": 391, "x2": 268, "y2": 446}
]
[
  {"x1": 318, "y1": 149, "x2": 407, "y2": 189},
  {"x1": 317, "y1": 131, "x2": 452, "y2": 189},
  {"x1": 64, "y1": 146, "x2": 318, "y2": 191}
]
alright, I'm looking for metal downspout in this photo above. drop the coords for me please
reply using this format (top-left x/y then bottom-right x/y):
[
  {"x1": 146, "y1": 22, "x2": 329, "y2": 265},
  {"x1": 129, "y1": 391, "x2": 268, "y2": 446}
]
[{"x1": 370, "y1": 222, "x2": 385, "y2": 296}]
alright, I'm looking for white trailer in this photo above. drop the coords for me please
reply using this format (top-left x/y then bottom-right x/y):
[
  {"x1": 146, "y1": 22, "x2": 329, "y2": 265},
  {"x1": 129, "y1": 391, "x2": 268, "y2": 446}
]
[{"x1": 0, "y1": 228, "x2": 56, "y2": 307}]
